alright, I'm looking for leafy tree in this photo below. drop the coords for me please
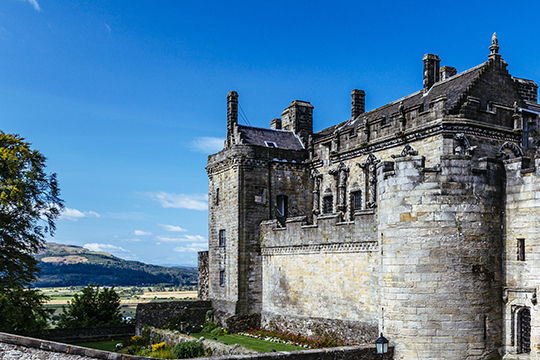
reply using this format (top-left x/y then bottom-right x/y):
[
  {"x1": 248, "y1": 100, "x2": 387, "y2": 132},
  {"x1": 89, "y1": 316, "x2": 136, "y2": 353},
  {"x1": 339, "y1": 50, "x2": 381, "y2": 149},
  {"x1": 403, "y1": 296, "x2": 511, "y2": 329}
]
[
  {"x1": 0, "y1": 132, "x2": 64, "y2": 334},
  {"x1": 58, "y1": 285, "x2": 123, "y2": 328}
]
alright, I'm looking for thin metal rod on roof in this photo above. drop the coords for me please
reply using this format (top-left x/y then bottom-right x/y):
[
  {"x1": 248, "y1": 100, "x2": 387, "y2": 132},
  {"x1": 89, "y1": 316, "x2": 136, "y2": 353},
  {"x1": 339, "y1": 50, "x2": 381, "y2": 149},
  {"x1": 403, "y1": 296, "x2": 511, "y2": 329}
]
[{"x1": 238, "y1": 102, "x2": 252, "y2": 127}]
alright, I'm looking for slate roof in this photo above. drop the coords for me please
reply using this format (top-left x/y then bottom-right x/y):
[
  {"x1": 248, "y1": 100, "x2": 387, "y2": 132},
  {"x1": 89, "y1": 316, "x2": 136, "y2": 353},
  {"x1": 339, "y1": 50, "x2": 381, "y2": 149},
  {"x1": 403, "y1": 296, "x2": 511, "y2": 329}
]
[
  {"x1": 237, "y1": 125, "x2": 304, "y2": 150},
  {"x1": 315, "y1": 62, "x2": 486, "y2": 139}
]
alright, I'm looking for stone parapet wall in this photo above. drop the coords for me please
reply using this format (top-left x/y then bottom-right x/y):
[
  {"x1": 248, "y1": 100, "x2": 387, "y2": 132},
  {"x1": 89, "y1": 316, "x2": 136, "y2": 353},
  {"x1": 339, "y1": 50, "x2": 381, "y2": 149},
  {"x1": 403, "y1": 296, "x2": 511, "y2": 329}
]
[
  {"x1": 135, "y1": 301, "x2": 211, "y2": 334},
  {"x1": 260, "y1": 210, "x2": 376, "y2": 248},
  {"x1": 38, "y1": 325, "x2": 134, "y2": 344}
]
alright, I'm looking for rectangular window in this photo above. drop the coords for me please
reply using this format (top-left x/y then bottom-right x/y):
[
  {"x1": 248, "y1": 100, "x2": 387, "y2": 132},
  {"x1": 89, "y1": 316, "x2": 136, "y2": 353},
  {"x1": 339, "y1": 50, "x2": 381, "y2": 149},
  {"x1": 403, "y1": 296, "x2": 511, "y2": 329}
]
[
  {"x1": 255, "y1": 188, "x2": 266, "y2": 204},
  {"x1": 517, "y1": 238, "x2": 525, "y2": 261},
  {"x1": 219, "y1": 229, "x2": 226, "y2": 247},
  {"x1": 322, "y1": 196, "x2": 333, "y2": 214},
  {"x1": 215, "y1": 188, "x2": 220, "y2": 206},
  {"x1": 219, "y1": 270, "x2": 225, "y2": 287},
  {"x1": 351, "y1": 191, "x2": 362, "y2": 211}
]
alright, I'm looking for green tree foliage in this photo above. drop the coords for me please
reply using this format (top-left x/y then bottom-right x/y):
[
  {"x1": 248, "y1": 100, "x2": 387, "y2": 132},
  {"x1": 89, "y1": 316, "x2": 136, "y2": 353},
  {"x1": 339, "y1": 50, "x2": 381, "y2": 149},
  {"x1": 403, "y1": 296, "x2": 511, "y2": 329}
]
[
  {"x1": 0, "y1": 132, "x2": 64, "y2": 335},
  {"x1": 58, "y1": 285, "x2": 123, "y2": 328}
]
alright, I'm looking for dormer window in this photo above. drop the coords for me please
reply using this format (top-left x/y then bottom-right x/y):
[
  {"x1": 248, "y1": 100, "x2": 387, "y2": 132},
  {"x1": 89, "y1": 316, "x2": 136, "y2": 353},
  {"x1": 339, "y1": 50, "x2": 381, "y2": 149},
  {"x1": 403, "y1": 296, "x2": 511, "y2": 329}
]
[{"x1": 265, "y1": 141, "x2": 278, "y2": 148}]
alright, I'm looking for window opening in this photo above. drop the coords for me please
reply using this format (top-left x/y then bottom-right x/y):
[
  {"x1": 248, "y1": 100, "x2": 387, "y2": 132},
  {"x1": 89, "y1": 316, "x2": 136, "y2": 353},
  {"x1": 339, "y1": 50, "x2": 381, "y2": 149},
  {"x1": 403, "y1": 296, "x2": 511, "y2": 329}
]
[
  {"x1": 255, "y1": 188, "x2": 266, "y2": 204},
  {"x1": 517, "y1": 238, "x2": 525, "y2": 261},
  {"x1": 276, "y1": 195, "x2": 288, "y2": 218},
  {"x1": 219, "y1": 229, "x2": 226, "y2": 247},
  {"x1": 351, "y1": 190, "x2": 362, "y2": 211},
  {"x1": 265, "y1": 141, "x2": 277, "y2": 148},
  {"x1": 219, "y1": 270, "x2": 225, "y2": 287},
  {"x1": 517, "y1": 307, "x2": 531, "y2": 354},
  {"x1": 322, "y1": 195, "x2": 333, "y2": 214},
  {"x1": 215, "y1": 188, "x2": 220, "y2": 206}
]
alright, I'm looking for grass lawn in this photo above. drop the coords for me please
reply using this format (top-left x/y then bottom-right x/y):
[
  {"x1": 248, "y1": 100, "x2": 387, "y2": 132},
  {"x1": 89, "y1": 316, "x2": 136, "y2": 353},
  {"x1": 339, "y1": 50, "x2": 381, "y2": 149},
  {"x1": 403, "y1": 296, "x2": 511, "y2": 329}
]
[
  {"x1": 193, "y1": 332, "x2": 305, "y2": 352},
  {"x1": 72, "y1": 340, "x2": 122, "y2": 352}
]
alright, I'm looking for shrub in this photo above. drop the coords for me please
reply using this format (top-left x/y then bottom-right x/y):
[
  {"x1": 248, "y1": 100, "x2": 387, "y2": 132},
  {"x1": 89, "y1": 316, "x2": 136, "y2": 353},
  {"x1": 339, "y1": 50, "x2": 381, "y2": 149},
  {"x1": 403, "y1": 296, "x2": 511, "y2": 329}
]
[
  {"x1": 210, "y1": 327, "x2": 227, "y2": 336},
  {"x1": 172, "y1": 341, "x2": 204, "y2": 359},
  {"x1": 201, "y1": 321, "x2": 217, "y2": 333}
]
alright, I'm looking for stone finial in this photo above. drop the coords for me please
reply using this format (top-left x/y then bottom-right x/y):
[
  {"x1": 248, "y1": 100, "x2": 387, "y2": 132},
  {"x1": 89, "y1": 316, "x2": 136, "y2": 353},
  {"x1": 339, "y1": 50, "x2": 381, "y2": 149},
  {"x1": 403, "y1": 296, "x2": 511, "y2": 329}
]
[{"x1": 489, "y1": 32, "x2": 500, "y2": 59}]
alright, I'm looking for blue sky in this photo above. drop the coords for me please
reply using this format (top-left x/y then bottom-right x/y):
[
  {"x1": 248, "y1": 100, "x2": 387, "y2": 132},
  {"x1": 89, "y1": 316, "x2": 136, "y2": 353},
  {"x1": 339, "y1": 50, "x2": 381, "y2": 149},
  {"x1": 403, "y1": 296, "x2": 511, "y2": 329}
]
[{"x1": 1, "y1": 0, "x2": 539, "y2": 266}]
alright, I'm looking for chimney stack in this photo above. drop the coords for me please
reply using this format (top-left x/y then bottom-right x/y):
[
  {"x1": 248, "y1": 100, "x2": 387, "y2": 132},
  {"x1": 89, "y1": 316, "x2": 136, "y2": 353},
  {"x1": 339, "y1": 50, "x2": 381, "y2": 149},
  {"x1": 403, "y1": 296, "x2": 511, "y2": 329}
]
[
  {"x1": 423, "y1": 54, "x2": 440, "y2": 92},
  {"x1": 440, "y1": 66, "x2": 457, "y2": 81},
  {"x1": 270, "y1": 118, "x2": 282, "y2": 130},
  {"x1": 351, "y1": 89, "x2": 365, "y2": 120},
  {"x1": 227, "y1": 91, "x2": 238, "y2": 147}
]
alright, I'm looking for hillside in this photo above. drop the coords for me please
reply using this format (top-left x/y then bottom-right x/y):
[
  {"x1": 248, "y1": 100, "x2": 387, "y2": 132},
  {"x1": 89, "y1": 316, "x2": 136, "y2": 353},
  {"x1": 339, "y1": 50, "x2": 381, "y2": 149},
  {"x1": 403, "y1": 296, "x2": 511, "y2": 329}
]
[{"x1": 34, "y1": 243, "x2": 198, "y2": 287}]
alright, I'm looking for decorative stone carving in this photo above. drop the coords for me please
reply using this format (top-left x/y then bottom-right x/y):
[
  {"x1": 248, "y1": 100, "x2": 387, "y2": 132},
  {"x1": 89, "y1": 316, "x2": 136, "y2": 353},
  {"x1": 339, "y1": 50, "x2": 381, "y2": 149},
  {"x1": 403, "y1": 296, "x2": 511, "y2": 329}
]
[
  {"x1": 311, "y1": 168, "x2": 322, "y2": 215},
  {"x1": 498, "y1": 141, "x2": 523, "y2": 159},
  {"x1": 362, "y1": 117, "x2": 370, "y2": 143},
  {"x1": 453, "y1": 133, "x2": 477, "y2": 155},
  {"x1": 358, "y1": 154, "x2": 379, "y2": 209},
  {"x1": 391, "y1": 144, "x2": 418, "y2": 158},
  {"x1": 329, "y1": 161, "x2": 349, "y2": 212},
  {"x1": 398, "y1": 102, "x2": 406, "y2": 131}
]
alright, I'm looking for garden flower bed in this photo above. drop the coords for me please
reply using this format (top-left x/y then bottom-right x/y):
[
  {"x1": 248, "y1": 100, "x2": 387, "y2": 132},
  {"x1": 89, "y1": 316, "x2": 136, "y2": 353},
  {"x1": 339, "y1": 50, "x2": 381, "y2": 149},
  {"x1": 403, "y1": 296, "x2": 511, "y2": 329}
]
[{"x1": 238, "y1": 328, "x2": 349, "y2": 349}]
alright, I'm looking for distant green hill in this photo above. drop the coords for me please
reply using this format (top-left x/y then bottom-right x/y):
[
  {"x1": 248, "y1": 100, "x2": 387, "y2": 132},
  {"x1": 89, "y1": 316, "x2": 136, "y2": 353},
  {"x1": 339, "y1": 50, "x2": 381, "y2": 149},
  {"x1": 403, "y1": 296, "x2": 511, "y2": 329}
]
[{"x1": 33, "y1": 243, "x2": 198, "y2": 287}]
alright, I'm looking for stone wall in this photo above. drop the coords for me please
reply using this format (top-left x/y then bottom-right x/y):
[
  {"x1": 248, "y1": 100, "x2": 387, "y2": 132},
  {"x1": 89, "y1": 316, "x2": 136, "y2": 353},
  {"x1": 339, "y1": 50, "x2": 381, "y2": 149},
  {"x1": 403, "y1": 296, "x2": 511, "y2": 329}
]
[
  {"x1": 503, "y1": 157, "x2": 540, "y2": 358},
  {"x1": 135, "y1": 301, "x2": 211, "y2": 334},
  {"x1": 38, "y1": 325, "x2": 134, "y2": 344}
]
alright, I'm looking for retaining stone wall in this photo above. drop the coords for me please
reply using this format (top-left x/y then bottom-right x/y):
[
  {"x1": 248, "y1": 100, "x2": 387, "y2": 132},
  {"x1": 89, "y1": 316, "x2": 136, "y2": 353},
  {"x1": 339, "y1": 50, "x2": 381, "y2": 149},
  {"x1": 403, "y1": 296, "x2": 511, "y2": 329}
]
[
  {"x1": 135, "y1": 301, "x2": 211, "y2": 334},
  {"x1": 37, "y1": 325, "x2": 134, "y2": 343}
]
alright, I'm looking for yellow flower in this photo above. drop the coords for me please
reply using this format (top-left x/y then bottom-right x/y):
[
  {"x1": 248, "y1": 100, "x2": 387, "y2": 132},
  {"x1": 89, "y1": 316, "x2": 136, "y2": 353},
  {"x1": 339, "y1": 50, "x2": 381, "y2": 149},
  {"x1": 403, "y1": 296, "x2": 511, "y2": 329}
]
[{"x1": 152, "y1": 342, "x2": 167, "y2": 352}]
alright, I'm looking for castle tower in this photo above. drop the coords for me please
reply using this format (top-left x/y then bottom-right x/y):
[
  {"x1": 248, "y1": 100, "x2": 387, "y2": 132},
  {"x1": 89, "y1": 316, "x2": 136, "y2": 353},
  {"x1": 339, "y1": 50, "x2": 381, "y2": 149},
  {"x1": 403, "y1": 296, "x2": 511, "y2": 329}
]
[{"x1": 378, "y1": 155, "x2": 503, "y2": 359}]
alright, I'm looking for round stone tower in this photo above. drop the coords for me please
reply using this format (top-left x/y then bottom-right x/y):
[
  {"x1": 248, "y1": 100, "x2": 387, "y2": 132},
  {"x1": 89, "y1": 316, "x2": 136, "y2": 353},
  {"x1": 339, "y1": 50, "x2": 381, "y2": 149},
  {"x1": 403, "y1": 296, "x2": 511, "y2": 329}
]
[{"x1": 377, "y1": 154, "x2": 503, "y2": 359}]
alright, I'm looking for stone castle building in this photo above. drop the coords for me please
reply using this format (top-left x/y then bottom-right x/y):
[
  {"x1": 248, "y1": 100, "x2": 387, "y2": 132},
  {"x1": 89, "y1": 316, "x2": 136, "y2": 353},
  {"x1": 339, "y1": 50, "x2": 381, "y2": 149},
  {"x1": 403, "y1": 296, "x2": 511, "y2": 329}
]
[{"x1": 198, "y1": 35, "x2": 540, "y2": 359}]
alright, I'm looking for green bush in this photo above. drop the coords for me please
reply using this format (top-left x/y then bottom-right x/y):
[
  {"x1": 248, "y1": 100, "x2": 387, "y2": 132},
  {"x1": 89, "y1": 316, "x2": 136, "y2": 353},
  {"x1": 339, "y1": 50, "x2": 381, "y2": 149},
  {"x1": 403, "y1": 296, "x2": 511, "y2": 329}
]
[
  {"x1": 209, "y1": 327, "x2": 226, "y2": 336},
  {"x1": 172, "y1": 341, "x2": 204, "y2": 359},
  {"x1": 201, "y1": 321, "x2": 217, "y2": 333}
]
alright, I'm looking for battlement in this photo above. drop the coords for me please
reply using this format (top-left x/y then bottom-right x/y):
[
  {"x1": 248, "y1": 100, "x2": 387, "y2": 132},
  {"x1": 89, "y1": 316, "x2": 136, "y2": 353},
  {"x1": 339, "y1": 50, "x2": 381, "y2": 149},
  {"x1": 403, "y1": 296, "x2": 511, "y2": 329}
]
[{"x1": 260, "y1": 210, "x2": 376, "y2": 249}]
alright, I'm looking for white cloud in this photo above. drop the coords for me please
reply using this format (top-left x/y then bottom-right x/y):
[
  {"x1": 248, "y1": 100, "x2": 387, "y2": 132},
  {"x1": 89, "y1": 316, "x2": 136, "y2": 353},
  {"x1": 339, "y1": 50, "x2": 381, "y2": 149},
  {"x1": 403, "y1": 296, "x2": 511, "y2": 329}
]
[
  {"x1": 144, "y1": 192, "x2": 208, "y2": 211},
  {"x1": 83, "y1": 243, "x2": 137, "y2": 260},
  {"x1": 173, "y1": 242, "x2": 208, "y2": 253},
  {"x1": 157, "y1": 235, "x2": 206, "y2": 243},
  {"x1": 18, "y1": 0, "x2": 41, "y2": 11},
  {"x1": 60, "y1": 208, "x2": 100, "y2": 222},
  {"x1": 158, "y1": 224, "x2": 188, "y2": 232},
  {"x1": 104, "y1": 23, "x2": 111, "y2": 33},
  {"x1": 133, "y1": 230, "x2": 152, "y2": 236},
  {"x1": 190, "y1": 137, "x2": 224, "y2": 154}
]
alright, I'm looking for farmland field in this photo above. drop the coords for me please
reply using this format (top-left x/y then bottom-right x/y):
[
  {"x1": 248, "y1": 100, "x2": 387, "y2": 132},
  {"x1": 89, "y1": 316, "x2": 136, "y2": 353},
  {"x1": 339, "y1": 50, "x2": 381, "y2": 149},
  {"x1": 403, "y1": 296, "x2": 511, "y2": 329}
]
[{"x1": 39, "y1": 286, "x2": 198, "y2": 322}]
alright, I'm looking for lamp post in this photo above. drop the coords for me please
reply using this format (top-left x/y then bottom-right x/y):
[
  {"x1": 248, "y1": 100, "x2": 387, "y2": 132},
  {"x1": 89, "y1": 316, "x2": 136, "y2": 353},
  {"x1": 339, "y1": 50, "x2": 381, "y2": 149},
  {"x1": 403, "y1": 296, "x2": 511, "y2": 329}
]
[{"x1": 375, "y1": 333, "x2": 389, "y2": 359}]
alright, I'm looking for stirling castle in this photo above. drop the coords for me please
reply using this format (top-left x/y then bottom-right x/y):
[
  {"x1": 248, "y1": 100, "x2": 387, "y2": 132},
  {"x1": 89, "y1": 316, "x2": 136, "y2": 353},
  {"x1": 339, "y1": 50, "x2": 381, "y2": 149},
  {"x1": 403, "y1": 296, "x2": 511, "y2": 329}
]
[{"x1": 198, "y1": 35, "x2": 540, "y2": 359}]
